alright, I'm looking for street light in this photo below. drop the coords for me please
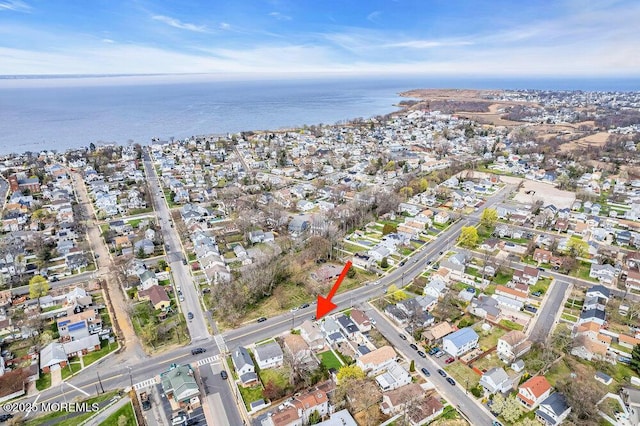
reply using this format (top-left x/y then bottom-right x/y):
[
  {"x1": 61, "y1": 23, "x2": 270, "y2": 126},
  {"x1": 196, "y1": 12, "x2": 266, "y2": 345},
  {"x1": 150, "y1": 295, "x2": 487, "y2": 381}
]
[{"x1": 127, "y1": 366, "x2": 134, "y2": 388}]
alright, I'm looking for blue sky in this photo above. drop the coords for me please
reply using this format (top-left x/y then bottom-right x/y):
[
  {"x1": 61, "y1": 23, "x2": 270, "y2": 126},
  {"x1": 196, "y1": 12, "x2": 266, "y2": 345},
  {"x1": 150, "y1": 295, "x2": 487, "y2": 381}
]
[{"x1": 0, "y1": 0, "x2": 638, "y2": 76}]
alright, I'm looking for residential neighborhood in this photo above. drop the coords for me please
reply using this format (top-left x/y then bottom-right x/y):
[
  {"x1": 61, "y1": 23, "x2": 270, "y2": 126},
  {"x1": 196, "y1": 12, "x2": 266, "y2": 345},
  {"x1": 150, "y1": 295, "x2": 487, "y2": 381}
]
[{"x1": 0, "y1": 87, "x2": 639, "y2": 426}]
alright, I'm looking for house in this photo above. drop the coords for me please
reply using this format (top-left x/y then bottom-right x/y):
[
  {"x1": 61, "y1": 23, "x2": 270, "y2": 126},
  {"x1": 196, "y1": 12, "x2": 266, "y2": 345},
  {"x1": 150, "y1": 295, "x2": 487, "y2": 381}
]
[
  {"x1": 497, "y1": 330, "x2": 532, "y2": 362},
  {"x1": 375, "y1": 360, "x2": 411, "y2": 391},
  {"x1": 356, "y1": 346, "x2": 397, "y2": 375},
  {"x1": 311, "y1": 264, "x2": 342, "y2": 282},
  {"x1": 283, "y1": 334, "x2": 313, "y2": 365},
  {"x1": 433, "y1": 211, "x2": 450, "y2": 225},
  {"x1": 518, "y1": 376, "x2": 552, "y2": 410},
  {"x1": 576, "y1": 308, "x2": 606, "y2": 326},
  {"x1": 288, "y1": 216, "x2": 310, "y2": 236},
  {"x1": 511, "y1": 359, "x2": 525, "y2": 372},
  {"x1": 589, "y1": 263, "x2": 617, "y2": 284},
  {"x1": 380, "y1": 383, "x2": 423, "y2": 415},
  {"x1": 495, "y1": 285, "x2": 529, "y2": 302},
  {"x1": 422, "y1": 322, "x2": 456, "y2": 343},
  {"x1": 621, "y1": 387, "x2": 640, "y2": 426},
  {"x1": 299, "y1": 320, "x2": 324, "y2": 350},
  {"x1": 479, "y1": 367, "x2": 513, "y2": 395},
  {"x1": 315, "y1": 409, "x2": 357, "y2": 426},
  {"x1": 408, "y1": 396, "x2": 445, "y2": 426},
  {"x1": 139, "y1": 270, "x2": 158, "y2": 290},
  {"x1": 536, "y1": 393, "x2": 571, "y2": 426},
  {"x1": 424, "y1": 277, "x2": 447, "y2": 299},
  {"x1": 134, "y1": 238, "x2": 155, "y2": 256},
  {"x1": 62, "y1": 334, "x2": 101, "y2": 357},
  {"x1": 254, "y1": 341, "x2": 284, "y2": 369},
  {"x1": 161, "y1": 364, "x2": 200, "y2": 407},
  {"x1": 533, "y1": 248, "x2": 553, "y2": 263},
  {"x1": 470, "y1": 295, "x2": 501, "y2": 322},
  {"x1": 290, "y1": 387, "x2": 329, "y2": 425},
  {"x1": 585, "y1": 284, "x2": 610, "y2": 302},
  {"x1": 626, "y1": 269, "x2": 640, "y2": 291},
  {"x1": 231, "y1": 346, "x2": 258, "y2": 386},
  {"x1": 442, "y1": 328, "x2": 479, "y2": 357},
  {"x1": 137, "y1": 285, "x2": 170, "y2": 310},
  {"x1": 349, "y1": 309, "x2": 371, "y2": 332},
  {"x1": 39, "y1": 342, "x2": 68, "y2": 373}
]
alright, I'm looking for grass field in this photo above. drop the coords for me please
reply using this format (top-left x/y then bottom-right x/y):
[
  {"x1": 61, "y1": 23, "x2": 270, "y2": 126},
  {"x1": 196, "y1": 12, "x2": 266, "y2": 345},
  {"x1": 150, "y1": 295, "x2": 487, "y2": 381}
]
[
  {"x1": 100, "y1": 402, "x2": 136, "y2": 426},
  {"x1": 238, "y1": 385, "x2": 264, "y2": 409},
  {"x1": 318, "y1": 351, "x2": 343, "y2": 370},
  {"x1": 259, "y1": 367, "x2": 291, "y2": 389},
  {"x1": 445, "y1": 363, "x2": 480, "y2": 390},
  {"x1": 83, "y1": 340, "x2": 118, "y2": 366}
]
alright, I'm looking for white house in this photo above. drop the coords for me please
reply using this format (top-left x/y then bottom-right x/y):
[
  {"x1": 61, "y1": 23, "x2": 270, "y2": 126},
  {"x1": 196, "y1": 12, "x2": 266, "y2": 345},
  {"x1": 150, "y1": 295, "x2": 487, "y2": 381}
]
[
  {"x1": 442, "y1": 328, "x2": 479, "y2": 357},
  {"x1": 518, "y1": 376, "x2": 552, "y2": 410},
  {"x1": 375, "y1": 361, "x2": 411, "y2": 391},
  {"x1": 356, "y1": 346, "x2": 397, "y2": 375},
  {"x1": 253, "y1": 341, "x2": 283, "y2": 370},
  {"x1": 497, "y1": 330, "x2": 532, "y2": 362},
  {"x1": 589, "y1": 264, "x2": 617, "y2": 284},
  {"x1": 479, "y1": 367, "x2": 513, "y2": 395},
  {"x1": 535, "y1": 393, "x2": 571, "y2": 426}
]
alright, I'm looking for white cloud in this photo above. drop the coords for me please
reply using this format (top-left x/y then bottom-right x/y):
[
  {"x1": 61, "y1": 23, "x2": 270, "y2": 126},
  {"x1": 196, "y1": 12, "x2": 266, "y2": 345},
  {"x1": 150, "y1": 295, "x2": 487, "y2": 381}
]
[
  {"x1": 386, "y1": 40, "x2": 474, "y2": 49},
  {"x1": 219, "y1": 22, "x2": 231, "y2": 30},
  {"x1": 366, "y1": 11, "x2": 381, "y2": 23},
  {"x1": 0, "y1": 0, "x2": 31, "y2": 12},
  {"x1": 152, "y1": 15, "x2": 208, "y2": 33},
  {"x1": 101, "y1": 38, "x2": 115, "y2": 44},
  {"x1": 268, "y1": 11, "x2": 291, "y2": 21}
]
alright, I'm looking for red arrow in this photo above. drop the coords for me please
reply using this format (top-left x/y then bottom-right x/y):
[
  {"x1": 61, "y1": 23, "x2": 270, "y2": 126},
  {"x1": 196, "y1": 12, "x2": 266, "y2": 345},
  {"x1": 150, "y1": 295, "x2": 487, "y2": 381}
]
[{"x1": 315, "y1": 260, "x2": 352, "y2": 320}]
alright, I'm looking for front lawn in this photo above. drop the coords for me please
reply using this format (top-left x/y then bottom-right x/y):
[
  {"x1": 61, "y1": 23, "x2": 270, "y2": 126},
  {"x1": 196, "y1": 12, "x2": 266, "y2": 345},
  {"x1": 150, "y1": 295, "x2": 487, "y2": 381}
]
[
  {"x1": 83, "y1": 340, "x2": 118, "y2": 366},
  {"x1": 494, "y1": 271, "x2": 513, "y2": 285},
  {"x1": 101, "y1": 401, "x2": 136, "y2": 426},
  {"x1": 36, "y1": 372, "x2": 51, "y2": 391},
  {"x1": 445, "y1": 363, "x2": 480, "y2": 390},
  {"x1": 318, "y1": 351, "x2": 343, "y2": 370},
  {"x1": 25, "y1": 390, "x2": 119, "y2": 426},
  {"x1": 61, "y1": 361, "x2": 82, "y2": 380}
]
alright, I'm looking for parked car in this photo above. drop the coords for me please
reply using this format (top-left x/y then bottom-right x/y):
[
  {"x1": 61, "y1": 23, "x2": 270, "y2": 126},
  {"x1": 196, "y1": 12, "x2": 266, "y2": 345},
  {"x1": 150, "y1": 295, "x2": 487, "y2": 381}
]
[
  {"x1": 220, "y1": 370, "x2": 228, "y2": 380},
  {"x1": 300, "y1": 303, "x2": 310, "y2": 309},
  {"x1": 257, "y1": 317, "x2": 267, "y2": 323},
  {"x1": 187, "y1": 312, "x2": 194, "y2": 320},
  {"x1": 445, "y1": 357, "x2": 455, "y2": 364},
  {"x1": 428, "y1": 347, "x2": 440, "y2": 355},
  {"x1": 447, "y1": 377, "x2": 456, "y2": 386},
  {"x1": 434, "y1": 351, "x2": 446, "y2": 358},
  {"x1": 417, "y1": 351, "x2": 426, "y2": 358},
  {"x1": 420, "y1": 367, "x2": 430, "y2": 376},
  {"x1": 438, "y1": 369, "x2": 447, "y2": 377},
  {"x1": 409, "y1": 343, "x2": 418, "y2": 350},
  {"x1": 399, "y1": 334, "x2": 407, "y2": 340},
  {"x1": 532, "y1": 291, "x2": 542, "y2": 297},
  {"x1": 466, "y1": 287, "x2": 476, "y2": 293},
  {"x1": 191, "y1": 347, "x2": 206, "y2": 355},
  {"x1": 182, "y1": 258, "x2": 187, "y2": 265},
  {"x1": 50, "y1": 276, "x2": 59, "y2": 282}
]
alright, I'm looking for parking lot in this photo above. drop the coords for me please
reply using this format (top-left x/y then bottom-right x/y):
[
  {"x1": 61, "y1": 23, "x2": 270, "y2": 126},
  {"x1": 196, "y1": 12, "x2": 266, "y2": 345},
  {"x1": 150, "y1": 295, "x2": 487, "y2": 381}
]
[{"x1": 140, "y1": 383, "x2": 205, "y2": 426}]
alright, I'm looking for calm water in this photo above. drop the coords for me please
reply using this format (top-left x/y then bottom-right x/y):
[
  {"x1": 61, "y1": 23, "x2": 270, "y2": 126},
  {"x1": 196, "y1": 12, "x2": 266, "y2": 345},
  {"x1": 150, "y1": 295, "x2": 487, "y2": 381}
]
[{"x1": 0, "y1": 75, "x2": 637, "y2": 155}]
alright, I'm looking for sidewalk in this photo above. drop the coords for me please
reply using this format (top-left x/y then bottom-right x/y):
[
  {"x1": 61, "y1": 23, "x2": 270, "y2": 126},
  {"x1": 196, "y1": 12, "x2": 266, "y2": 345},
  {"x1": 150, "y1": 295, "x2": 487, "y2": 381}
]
[{"x1": 84, "y1": 396, "x2": 131, "y2": 426}]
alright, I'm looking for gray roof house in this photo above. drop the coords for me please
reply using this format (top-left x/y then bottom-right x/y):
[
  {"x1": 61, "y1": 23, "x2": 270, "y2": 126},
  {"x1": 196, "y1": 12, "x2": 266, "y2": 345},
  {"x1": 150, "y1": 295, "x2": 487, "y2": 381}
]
[
  {"x1": 40, "y1": 342, "x2": 68, "y2": 372},
  {"x1": 232, "y1": 346, "x2": 258, "y2": 385},
  {"x1": 336, "y1": 315, "x2": 359, "y2": 339},
  {"x1": 535, "y1": 393, "x2": 571, "y2": 426},
  {"x1": 479, "y1": 367, "x2": 513, "y2": 395},
  {"x1": 254, "y1": 341, "x2": 283, "y2": 370},
  {"x1": 442, "y1": 327, "x2": 479, "y2": 357}
]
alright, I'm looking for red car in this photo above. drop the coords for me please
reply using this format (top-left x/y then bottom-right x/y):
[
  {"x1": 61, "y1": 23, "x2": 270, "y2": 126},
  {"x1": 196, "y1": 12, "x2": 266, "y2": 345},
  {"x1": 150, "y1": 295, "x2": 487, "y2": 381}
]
[{"x1": 445, "y1": 357, "x2": 455, "y2": 364}]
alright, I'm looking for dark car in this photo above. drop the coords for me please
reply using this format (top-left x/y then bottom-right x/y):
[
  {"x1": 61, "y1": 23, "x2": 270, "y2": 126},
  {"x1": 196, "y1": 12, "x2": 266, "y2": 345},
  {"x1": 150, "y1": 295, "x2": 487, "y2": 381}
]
[
  {"x1": 300, "y1": 303, "x2": 310, "y2": 309},
  {"x1": 182, "y1": 258, "x2": 188, "y2": 265},
  {"x1": 446, "y1": 377, "x2": 456, "y2": 386},
  {"x1": 438, "y1": 369, "x2": 447, "y2": 377},
  {"x1": 187, "y1": 312, "x2": 194, "y2": 320},
  {"x1": 399, "y1": 334, "x2": 407, "y2": 340},
  {"x1": 409, "y1": 343, "x2": 418, "y2": 350},
  {"x1": 50, "y1": 276, "x2": 59, "y2": 282},
  {"x1": 428, "y1": 347, "x2": 440, "y2": 355},
  {"x1": 399, "y1": 260, "x2": 406, "y2": 266},
  {"x1": 420, "y1": 367, "x2": 430, "y2": 377},
  {"x1": 220, "y1": 370, "x2": 228, "y2": 380},
  {"x1": 191, "y1": 347, "x2": 206, "y2": 355},
  {"x1": 532, "y1": 291, "x2": 542, "y2": 297},
  {"x1": 257, "y1": 317, "x2": 267, "y2": 323},
  {"x1": 417, "y1": 350, "x2": 426, "y2": 358}
]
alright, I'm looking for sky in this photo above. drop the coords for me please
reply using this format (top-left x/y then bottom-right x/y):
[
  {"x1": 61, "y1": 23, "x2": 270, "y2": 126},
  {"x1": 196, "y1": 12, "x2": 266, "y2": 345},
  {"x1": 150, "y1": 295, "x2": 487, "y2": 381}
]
[{"x1": 0, "y1": 0, "x2": 639, "y2": 77}]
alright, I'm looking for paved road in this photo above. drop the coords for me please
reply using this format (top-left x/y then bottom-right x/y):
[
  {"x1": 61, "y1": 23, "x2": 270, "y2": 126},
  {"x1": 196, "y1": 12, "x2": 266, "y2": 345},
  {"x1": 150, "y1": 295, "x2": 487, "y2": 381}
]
[
  {"x1": 366, "y1": 308, "x2": 493, "y2": 425},
  {"x1": 199, "y1": 362, "x2": 243, "y2": 426},
  {"x1": 10, "y1": 271, "x2": 95, "y2": 296},
  {"x1": 527, "y1": 276, "x2": 571, "y2": 343},
  {"x1": 142, "y1": 149, "x2": 210, "y2": 342}
]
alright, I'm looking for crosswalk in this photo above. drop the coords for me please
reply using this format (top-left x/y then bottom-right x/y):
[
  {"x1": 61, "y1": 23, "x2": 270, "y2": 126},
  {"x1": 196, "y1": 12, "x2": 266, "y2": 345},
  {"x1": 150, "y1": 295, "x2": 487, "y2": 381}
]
[
  {"x1": 214, "y1": 334, "x2": 228, "y2": 354},
  {"x1": 196, "y1": 355, "x2": 220, "y2": 367},
  {"x1": 133, "y1": 377, "x2": 158, "y2": 390}
]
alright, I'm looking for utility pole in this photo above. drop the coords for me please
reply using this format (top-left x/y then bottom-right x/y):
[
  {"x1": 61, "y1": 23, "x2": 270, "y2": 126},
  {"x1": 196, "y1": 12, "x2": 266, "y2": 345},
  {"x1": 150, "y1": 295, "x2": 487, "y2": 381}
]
[{"x1": 97, "y1": 371, "x2": 105, "y2": 393}]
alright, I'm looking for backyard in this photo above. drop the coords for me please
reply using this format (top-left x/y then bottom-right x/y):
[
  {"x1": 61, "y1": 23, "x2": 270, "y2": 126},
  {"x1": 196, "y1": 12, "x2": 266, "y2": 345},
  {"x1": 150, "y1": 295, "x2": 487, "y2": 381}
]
[
  {"x1": 318, "y1": 351, "x2": 343, "y2": 370},
  {"x1": 445, "y1": 362, "x2": 481, "y2": 391}
]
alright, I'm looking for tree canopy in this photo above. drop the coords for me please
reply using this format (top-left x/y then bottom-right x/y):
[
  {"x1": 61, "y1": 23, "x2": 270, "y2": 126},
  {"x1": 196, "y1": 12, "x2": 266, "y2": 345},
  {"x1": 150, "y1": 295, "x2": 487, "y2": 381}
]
[
  {"x1": 336, "y1": 365, "x2": 365, "y2": 382},
  {"x1": 458, "y1": 226, "x2": 479, "y2": 248},
  {"x1": 480, "y1": 208, "x2": 498, "y2": 229},
  {"x1": 29, "y1": 275, "x2": 49, "y2": 301}
]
